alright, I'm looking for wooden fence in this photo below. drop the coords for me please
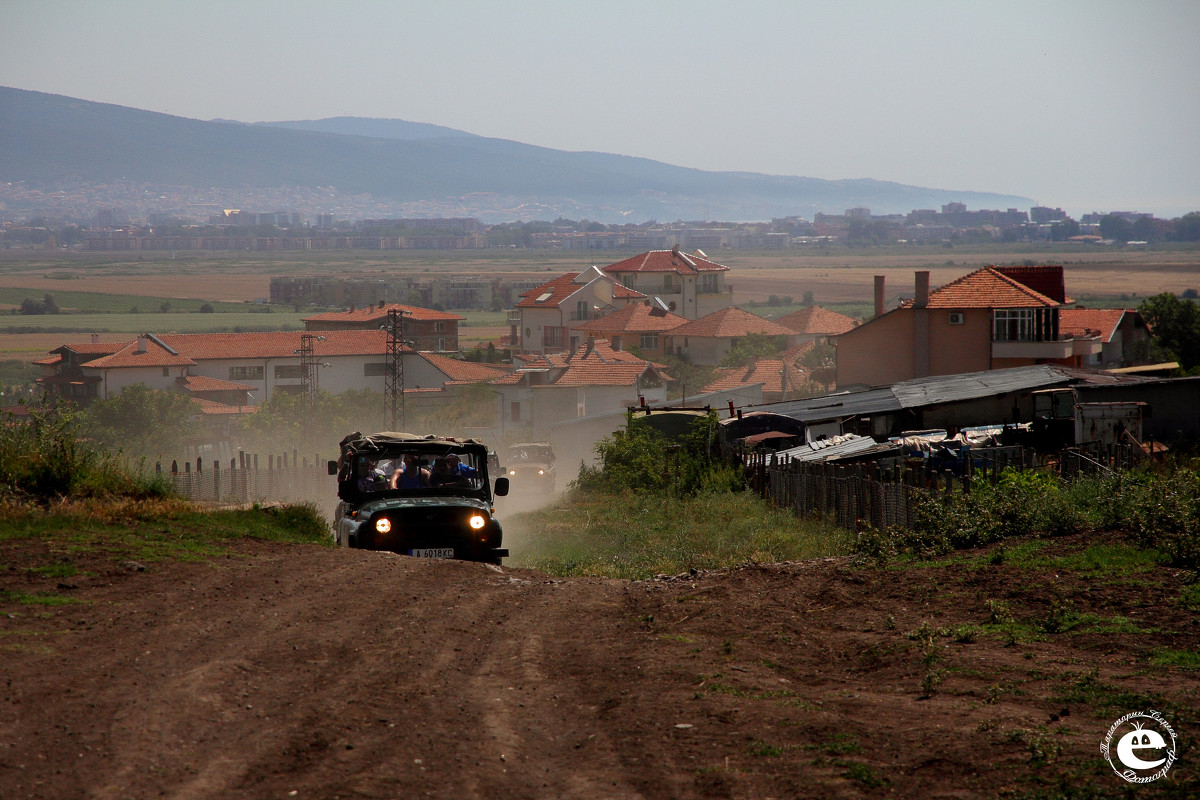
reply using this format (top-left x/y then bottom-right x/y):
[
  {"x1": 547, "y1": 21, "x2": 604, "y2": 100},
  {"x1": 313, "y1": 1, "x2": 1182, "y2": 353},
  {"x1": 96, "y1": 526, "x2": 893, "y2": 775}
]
[
  {"x1": 158, "y1": 451, "x2": 330, "y2": 504},
  {"x1": 750, "y1": 442, "x2": 1141, "y2": 533}
]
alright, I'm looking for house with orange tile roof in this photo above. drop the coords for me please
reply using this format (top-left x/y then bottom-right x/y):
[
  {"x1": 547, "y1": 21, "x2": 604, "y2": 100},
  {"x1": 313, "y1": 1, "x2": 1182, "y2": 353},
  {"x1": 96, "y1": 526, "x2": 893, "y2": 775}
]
[
  {"x1": 667, "y1": 307, "x2": 798, "y2": 365},
  {"x1": 489, "y1": 338, "x2": 669, "y2": 432},
  {"x1": 775, "y1": 306, "x2": 859, "y2": 343},
  {"x1": 835, "y1": 266, "x2": 1108, "y2": 389},
  {"x1": 571, "y1": 301, "x2": 688, "y2": 359},
  {"x1": 1057, "y1": 307, "x2": 1151, "y2": 369},
  {"x1": 303, "y1": 300, "x2": 463, "y2": 352},
  {"x1": 35, "y1": 330, "x2": 486, "y2": 412},
  {"x1": 699, "y1": 358, "x2": 807, "y2": 404},
  {"x1": 600, "y1": 246, "x2": 733, "y2": 320},
  {"x1": 514, "y1": 266, "x2": 646, "y2": 355}
]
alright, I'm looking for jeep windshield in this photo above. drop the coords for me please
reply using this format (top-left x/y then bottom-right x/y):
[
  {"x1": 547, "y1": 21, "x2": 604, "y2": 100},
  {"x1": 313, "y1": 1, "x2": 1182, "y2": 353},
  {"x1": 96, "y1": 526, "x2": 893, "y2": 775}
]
[{"x1": 335, "y1": 433, "x2": 493, "y2": 503}]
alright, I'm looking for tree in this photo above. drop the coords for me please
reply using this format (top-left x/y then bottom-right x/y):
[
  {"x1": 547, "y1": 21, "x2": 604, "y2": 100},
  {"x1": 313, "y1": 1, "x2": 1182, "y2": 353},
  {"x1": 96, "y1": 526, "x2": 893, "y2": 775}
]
[
  {"x1": 83, "y1": 384, "x2": 201, "y2": 461},
  {"x1": 1100, "y1": 214, "x2": 1133, "y2": 242},
  {"x1": 1138, "y1": 293, "x2": 1200, "y2": 372},
  {"x1": 719, "y1": 333, "x2": 788, "y2": 368}
]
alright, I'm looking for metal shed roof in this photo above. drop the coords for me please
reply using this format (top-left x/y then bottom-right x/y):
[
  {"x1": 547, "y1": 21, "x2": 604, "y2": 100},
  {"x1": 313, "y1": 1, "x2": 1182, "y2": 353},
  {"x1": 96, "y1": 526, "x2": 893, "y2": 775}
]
[{"x1": 758, "y1": 365, "x2": 1076, "y2": 424}]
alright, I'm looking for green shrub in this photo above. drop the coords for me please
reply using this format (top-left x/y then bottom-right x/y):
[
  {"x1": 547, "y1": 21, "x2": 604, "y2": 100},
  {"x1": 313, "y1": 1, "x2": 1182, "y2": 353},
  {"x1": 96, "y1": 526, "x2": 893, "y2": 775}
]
[
  {"x1": 572, "y1": 412, "x2": 741, "y2": 497},
  {"x1": 0, "y1": 403, "x2": 175, "y2": 503}
]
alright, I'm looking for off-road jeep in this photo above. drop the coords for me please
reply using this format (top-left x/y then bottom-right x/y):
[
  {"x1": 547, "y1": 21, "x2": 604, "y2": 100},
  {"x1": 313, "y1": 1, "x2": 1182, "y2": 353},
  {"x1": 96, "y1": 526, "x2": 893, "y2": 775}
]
[
  {"x1": 503, "y1": 441, "x2": 557, "y2": 493},
  {"x1": 329, "y1": 432, "x2": 510, "y2": 563}
]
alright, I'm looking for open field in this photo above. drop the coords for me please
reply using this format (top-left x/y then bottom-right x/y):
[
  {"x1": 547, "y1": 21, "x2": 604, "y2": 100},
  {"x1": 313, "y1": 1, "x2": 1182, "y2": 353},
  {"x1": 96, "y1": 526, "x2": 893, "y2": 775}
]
[{"x1": 3, "y1": 245, "x2": 1199, "y2": 362}]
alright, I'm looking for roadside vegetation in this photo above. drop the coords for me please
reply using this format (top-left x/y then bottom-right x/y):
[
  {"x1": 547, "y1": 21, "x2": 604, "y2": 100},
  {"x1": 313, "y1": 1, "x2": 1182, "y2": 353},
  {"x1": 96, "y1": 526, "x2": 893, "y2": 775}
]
[
  {"x1": 0, "y1": 403, "x2": 330, "y2": 588},
  {"x1": 514, "y1": 414, "x2": 852, "y2": 577},
  {"x1": 856, "y1": 461, "x2": 1200, "y2": 570}
]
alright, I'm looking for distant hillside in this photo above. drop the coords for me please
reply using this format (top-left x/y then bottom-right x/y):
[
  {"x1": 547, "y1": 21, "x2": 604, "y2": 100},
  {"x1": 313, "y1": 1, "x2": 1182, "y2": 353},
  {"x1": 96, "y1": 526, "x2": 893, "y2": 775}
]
[
  {"x1": 254, "y1": 117, "x2": 475, "y2": 140},
  {"x1": 0, "y1": 87, "x2": 1032, "y2": 223}
]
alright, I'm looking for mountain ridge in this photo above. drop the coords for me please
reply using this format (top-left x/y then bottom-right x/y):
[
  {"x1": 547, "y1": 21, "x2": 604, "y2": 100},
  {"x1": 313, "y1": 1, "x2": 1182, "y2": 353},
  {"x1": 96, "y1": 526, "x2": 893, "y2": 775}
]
[{"x1": 0, "y1": 86, "x2": 1033, "y2": 223}]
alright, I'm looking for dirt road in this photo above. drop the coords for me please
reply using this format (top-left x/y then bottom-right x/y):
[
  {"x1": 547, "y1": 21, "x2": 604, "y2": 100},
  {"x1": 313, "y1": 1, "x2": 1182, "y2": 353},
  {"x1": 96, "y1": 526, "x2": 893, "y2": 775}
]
[{"x1": 2, "y1": 532, "x2": 1196, "y2": 799}]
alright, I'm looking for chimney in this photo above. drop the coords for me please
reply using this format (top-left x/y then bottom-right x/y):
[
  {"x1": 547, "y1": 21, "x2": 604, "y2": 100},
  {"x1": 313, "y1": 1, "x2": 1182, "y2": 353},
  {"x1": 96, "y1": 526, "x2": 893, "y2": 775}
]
[
  {"x1": 91, "y1": 333, "x2": 99, "y2": 344},
  {"x1": 349, "y1": 303, "x2": 355, "y2": 313},
  {"x1": 873, "y1": 275, "x2": 886, "y2": 318},
  {"x1": 378, "y1": 299, "x2": 385, "y2": 309},
  {"x1": 136, "y1": 335, "x2": 147, "y2": 354},
  {"x1": 915, "y1": 271, "x2": 930, "y2": 309}
]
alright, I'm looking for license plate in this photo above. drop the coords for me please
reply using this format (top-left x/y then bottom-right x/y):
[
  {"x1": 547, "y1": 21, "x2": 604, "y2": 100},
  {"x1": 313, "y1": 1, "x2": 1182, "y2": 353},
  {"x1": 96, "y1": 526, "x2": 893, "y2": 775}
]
[{"x1": 411, "y1": 548, "x2": 454, "y2": 559}]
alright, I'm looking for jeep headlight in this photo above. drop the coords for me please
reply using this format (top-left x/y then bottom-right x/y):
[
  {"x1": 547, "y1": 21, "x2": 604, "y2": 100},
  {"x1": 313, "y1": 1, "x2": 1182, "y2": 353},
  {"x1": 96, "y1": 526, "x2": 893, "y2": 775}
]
[
  {"x1": 508, "y1": 468, "x2": 516, "y2": 476},
  {"x1": 537, "y1": 468, "x2": 545, "y2": 475},
  {"x1": 375, "y1": 517, "x2": 392, "y2": 534},
  {"x1": 468, "y1": 514, "x2": 486, "y2": 530}
]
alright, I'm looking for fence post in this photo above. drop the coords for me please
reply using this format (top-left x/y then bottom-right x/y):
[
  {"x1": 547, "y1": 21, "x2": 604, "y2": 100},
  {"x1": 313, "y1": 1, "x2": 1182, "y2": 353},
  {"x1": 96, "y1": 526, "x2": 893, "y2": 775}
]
[{"x1": 213, "y1": 460, "x2": 221, "y2": 502}]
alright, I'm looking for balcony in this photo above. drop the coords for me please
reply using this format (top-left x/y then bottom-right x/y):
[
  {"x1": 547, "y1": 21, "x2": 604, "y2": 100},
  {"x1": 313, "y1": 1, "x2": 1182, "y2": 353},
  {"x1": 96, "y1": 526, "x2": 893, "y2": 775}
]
[
  {"x1": 505, "y1": 310, "x2": 522, "y2": 325},
  {"x1": 992, "y1": 339, "x2": 1073, "y2": 359}
]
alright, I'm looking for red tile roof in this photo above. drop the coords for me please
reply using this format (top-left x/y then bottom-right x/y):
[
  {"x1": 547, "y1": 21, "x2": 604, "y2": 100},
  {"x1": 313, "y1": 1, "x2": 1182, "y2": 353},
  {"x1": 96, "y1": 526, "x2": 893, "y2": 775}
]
[
  {"x1": 499, "y1": 339, "x2": 667, "y2": 387},
  {"x1": 993, "y1": 265, "x2": 1067, "y2": 303},
  {"x1": 176, "y1": 375, "x2": 255, "y2": 392},
  {"x1": 190, "y1": 397, "x2": 259, "y2": 416},
  {"x1": 671, "y1": 308, "x2": 795, "y2": 338},
  {"x1": 602, "y1": 249, "x2": 729, "y2": 275},
  {"x1": 699, "y1": 359, "x2": 805, "y2": 395},
  {"x1": 774, "y1": 306, "x2": 858, "y2": 336},
  {"x1": 916, "y1": 267, "x2": 1061, "y2": 309},
  {"x1": 57, "y1": 330, "x2": 406, "y2": 369},
  {"x1": 1059, "y1": 308, "x2": 1132, "y2": 342},
  {"x1": 422, "y1": 352, "x2": 512, "y2": 382},
  {"x1": 517, "y1": 272, "x2": 645, "y2": 309},
  {"x1": 303, "y1": 303, "x2": 462, "y2": 324},
  {"x1": 84, "y1": 337, "x2": 196, "y2": 369},
  {"x1": 573, "y1": 302, "x2": 688, "y2": 334}
]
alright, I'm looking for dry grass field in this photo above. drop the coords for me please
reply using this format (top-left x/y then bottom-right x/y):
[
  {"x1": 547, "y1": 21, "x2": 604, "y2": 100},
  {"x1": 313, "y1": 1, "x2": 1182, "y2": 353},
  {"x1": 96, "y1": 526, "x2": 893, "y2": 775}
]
[
  {"x1": 3, "y1": 246, "x2": 1198, "y2": 304},
  {"x1": 3, "y1": 246, "x2": 1199, "y2": 362}
]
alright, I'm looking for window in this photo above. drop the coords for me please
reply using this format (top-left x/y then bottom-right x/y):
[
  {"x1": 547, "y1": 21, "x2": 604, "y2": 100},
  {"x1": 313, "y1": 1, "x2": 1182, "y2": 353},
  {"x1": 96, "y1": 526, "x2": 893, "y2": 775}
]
[
  {"x1": 162, "y1": 367, "x2": 170, "y2": 377},
  {"x1": 663, "y1": 275, "x2": 674, "y2": 291},
  {"x1": 611, "y1": 335, "x2": 622, "y2": 351},
  {"x1": 510, "y1": 401, "x2": 521, "y2": 422},
  {"x1": 699, "y1": 274, "x2": 720, "y2": 294},
  {"x1": 274, "y1": 364, "x2": 303, "y2": 379},
  {"x1": 364, "y1": 362, "x2": 390, "y2": 377},
  {"x1": 640, "y1": 333, "x2": 659, "y2": 350},
  {"x1": 622, "y1": 275, "x2": 634, "y2": 289},
  {"x1": 228, "y1": 365, "x2": 264, "y2": 381},
  {"x1": 992, "y1": 309, "x2": 1035, "y2": 342},
  {"x1": 434, "y1": 321, "x2": 446, "y2": 333},
  {"x1": 948, "y1": 312, "x2": 964, "y2": 325},
  {"x1": 545, "y1": 327, "x2": 564, "y2": 347}
]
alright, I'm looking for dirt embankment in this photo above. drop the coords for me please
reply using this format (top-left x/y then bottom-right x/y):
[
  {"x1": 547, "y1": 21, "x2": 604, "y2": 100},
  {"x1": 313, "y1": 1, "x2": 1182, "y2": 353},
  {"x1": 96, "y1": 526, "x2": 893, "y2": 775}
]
[{"x1": 2, "y1": 532, "x2": 1197, "y2": 799}]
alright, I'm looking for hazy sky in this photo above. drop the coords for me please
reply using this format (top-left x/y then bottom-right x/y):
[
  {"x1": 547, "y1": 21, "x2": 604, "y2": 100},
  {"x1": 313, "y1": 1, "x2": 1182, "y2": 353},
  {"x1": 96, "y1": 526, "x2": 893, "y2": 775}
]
[{"x1": 4, "y1": 0, "x2": 1198, "y2": 217}]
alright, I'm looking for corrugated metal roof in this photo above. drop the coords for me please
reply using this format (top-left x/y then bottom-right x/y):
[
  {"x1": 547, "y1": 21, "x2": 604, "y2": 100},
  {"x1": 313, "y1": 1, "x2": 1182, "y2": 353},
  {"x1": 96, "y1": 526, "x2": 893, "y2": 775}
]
[
  {"x1": 759, "y1": 365, "x2": 1076, "y2": 423},
  {"x1": 774, "y1": 434, "x2": 881, "y2": 462}
]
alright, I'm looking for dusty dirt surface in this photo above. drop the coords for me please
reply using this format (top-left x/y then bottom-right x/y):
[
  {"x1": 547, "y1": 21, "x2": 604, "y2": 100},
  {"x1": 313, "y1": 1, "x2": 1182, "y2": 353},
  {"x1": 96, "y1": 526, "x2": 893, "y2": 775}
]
[{"x1": 2, "y1": 530, "x2": 1197, "y2": 799}]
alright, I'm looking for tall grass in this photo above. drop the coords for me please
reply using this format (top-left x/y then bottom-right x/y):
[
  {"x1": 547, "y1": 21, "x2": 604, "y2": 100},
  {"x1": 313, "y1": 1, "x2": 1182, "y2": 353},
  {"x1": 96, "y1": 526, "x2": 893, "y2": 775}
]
[
  {"x1": 510, "y1": 489, "x2": 853, "y2": 579},
  {"x1": 859, "y1": 462, "x2": 1200, "y2": 569},
  {"x1": 0, "y1": 403, "x2": 173, "y2": 504}
]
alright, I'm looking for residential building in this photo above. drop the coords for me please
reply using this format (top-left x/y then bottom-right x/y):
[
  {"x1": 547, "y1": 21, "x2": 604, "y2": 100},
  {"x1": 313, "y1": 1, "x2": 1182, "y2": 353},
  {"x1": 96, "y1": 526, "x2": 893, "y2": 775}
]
[
  {"x1": 774, "y1": 306, "x2": 858, "y2": 343},
  {"x1": 303, "y1": 301, "x2": 464, "y2": 351},
  {"x1": 491, "y1": 339, "x2": 669, "y2": 433},
  {"x1": 514, "y1": 267, "x2": 646, "y2": 354},
  {"x1": 700, "y1": 358, "x2": 806, "y2": 404},
  {"x1": 571, "y1": 301, "x2": 688, "y2": 359},
  {"x1": 600, "y1": 246, "x2": 733, "y2": 320},
  {"x1": 835, "y1": 266, "x2": 1106, "y2": 389},
  {"x1": 35, "y1": 330, "x2": 456, "y2": 409},
  {"x1": 668, "y1": 307, "x2": 798, "y2": 365},
  {"x1": 1058, "y1": 308, "x2": 1152, "y2": 369}
]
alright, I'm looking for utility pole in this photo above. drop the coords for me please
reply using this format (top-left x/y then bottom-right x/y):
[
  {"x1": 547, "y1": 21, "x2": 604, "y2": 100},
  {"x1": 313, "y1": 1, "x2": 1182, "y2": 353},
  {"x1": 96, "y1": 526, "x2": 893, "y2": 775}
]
[
  {"x1": 298, "y1": 334, "x2": 324, "y2": 408},
  {"x1": 386, "y1": 309, "x2": 411, "y2": 429}
]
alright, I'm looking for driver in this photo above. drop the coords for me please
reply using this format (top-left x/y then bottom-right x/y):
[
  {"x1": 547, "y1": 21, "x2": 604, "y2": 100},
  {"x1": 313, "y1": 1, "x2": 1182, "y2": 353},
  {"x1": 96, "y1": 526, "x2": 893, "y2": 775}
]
[{"x1": 392, "y1": 453, "x2": 429, "y2": 489}]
